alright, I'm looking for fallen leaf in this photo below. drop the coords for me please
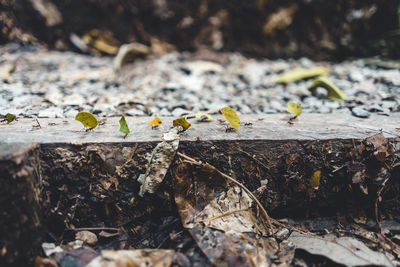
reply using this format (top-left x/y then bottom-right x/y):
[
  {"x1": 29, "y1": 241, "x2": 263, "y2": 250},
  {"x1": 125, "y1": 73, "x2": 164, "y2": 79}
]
[
  {"x1": 276, "y1": 67, "x2": 329, "y2": 84},
  {"x1": 149, "y1": 117, "x2": 162, "y2": 127},
  {"x1": 119, "y1": 114, "x2": 130, "y2": 136},
  {"x1": 113, "y1": 42, "x2": 151, "y2": 71},
  {"x1": 173, "y1": 159, "x2": 279, "y2": 266},
  {"x1": 288, "y1": 232, "x2": 393, "y2": 266},
  {"x1": 364, "y1": 133, "x2": 393, "y2": 162},
  {"x1": 75, "y1": 112, "x2": 98, "y2": 129},
  {"x1": 82, "y1": 29, "x2": 119, "y2": 55},
  {"x1": 287, "y1": 102, "x2": 302, "y2": 116},
  {"x1": 309, "y1": 170, "x2": 321, "y2": 189},
  {"x1": 137, "y1": 128, "x2": 180, "y2": 197},
  {"x1": 75, "y1": 231, "x2": 98, "y2": 245},
  {"x1": 195, "y1": 113, "x2": 212, "y2": 122},
  {"x1": 173, "y1": 117, "x2": 191, "y2": 131},
  {"x1": 0, "y1": 62, "x2": 16, "y2": 81},
  {"x1": 220, "y1": 107, "x2": 240, "y2": 129},
  {"x1": 86, "y1": 249, "x2": 188, "y2": 267},
  {"x1": 309, "y1": 76, "x2": 347, "y2": 102}
]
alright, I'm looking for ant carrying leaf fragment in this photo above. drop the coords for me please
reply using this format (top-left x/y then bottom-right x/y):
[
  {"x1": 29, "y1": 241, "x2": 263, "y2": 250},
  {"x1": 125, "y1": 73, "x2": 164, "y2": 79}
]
[
  {"x1": 149, "y1": 117, "x2": 162, "y2": 129},
  {"x1": 195, "y1": 113, "x2": 212, "y2": 122},
  {"x1": 220, "y1": 107, "x2": 240, "y2": 130},
  {"x1": 173, "y1": 117, "x2": 191, "y2": 131},
  {"x1": 287, "y1": 102, "x2": 302, "y2": 124},
  {"x1": 1, "y1": 113, "x2": 18, "y2": 124},
  {"x1": 75, "y1": 112, "x2": 98, "y2": 131},
  {"x1": 119, "y1": 114, "x2": 130, "y2": 139}
]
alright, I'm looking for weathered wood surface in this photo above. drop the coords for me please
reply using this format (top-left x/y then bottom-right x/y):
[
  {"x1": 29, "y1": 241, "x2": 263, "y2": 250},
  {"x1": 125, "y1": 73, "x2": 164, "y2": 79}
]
[
  {"x1": 1, "y1": 114, "x2": 399, "y2": 266},
  {"x1": 0, "y1": 114, "x2": 399, "y2": 144}
]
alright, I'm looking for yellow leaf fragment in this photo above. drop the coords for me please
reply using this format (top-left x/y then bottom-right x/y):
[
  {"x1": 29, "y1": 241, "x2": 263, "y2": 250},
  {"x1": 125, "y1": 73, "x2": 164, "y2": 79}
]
[
  {"x1": 173, "y1": 117, "x2": 191, "y2": 131},
  {"x1": 149, "y1": 117, "x2": 162, "y2": 127},
  {"x1": 220, "y1": 107, "x2": 240, "y2": 129},
  {"x1": 309, "y1": 170, "x2": 321, "y2": 190},
  {"x1": 82, "y1": 29, "x2": 119, "y2": 55},
  {"x1": 195, "y1": 113, "x2": 212, "y2": 122},
  {"x1": 287, "y1": 102, "x2": 302, "y2": 116},
  {"x1": 309, "y1": 77, "x2": 347, "y2": 102},
  {"x1": 75, "y1": 112, "x2": 98, "y2": 128},
  {"x1": 276, "y1": 67, "x2": 329, "y2": 84}
]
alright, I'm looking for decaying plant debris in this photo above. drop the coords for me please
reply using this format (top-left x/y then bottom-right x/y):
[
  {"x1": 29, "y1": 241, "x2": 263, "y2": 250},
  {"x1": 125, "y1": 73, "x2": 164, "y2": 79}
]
[{"x1": 1, "y1": 128, "x2": 400, "y2": 266}]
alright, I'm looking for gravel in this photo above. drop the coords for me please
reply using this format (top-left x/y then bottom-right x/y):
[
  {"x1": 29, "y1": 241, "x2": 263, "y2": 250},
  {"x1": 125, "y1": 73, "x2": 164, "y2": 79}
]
[{"x1": 0, "y1": 43, "x2": 399, "y2": 118}]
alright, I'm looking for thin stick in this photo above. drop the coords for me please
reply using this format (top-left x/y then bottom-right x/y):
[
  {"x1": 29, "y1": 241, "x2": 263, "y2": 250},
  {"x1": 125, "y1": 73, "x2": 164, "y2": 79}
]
[
  {"x1": 65, "y1": 227, "x2": 119, "y2": 232},
  {"x1": 202, "y1": 208, "x2": 250, "y2": 224},
  {"x1": 177, "y1": 152, "x2": 275, "y2": 234}
]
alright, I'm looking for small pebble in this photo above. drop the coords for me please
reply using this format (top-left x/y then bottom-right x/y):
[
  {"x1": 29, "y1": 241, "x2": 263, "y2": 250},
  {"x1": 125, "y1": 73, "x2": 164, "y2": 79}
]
[{"x1": 351, "y1": 107, "x2": 370, "y2": 118}]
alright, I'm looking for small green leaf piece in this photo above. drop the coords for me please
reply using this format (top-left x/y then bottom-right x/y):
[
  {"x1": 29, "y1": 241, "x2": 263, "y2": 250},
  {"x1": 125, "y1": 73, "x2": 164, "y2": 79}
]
[
  {"x1": 5, "y1": 113, "x2": 16, "y2": 124},
  {"x1": 287, "y1": 102, "x2": 302, "y2": 116},
  {"x1": 276, "y1": 67, "x2": 329, "y2": 84},
  {"x1": 75, "y1": 112, "x2": 98, "y2": 128},
  {"x1": 309, "y1": 77, "x2": 347, "y2": 102},
  {"x1": 119, "y1": 114, "x2": 130, "y2": 135}
]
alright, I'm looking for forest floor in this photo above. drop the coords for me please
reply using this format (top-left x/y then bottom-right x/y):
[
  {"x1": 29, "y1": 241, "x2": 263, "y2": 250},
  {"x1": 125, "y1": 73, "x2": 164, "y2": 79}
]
[{"x1": 1, "y1": 42, "x2": 400, "y2": 267}]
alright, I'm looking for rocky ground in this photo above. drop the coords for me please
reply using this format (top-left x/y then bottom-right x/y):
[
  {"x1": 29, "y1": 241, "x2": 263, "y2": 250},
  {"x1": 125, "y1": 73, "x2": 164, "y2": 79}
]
[{"x1": 1, "y1": 43, "x2": 399, "y2": 119}]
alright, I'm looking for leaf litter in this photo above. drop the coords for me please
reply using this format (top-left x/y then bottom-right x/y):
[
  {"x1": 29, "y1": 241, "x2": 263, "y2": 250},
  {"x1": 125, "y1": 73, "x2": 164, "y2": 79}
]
[{"x1": 35, "y1": 118, "x2": 400, "y2": 266}]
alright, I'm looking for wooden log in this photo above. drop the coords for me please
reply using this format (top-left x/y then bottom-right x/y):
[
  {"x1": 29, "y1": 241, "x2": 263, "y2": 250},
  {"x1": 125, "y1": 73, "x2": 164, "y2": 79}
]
[
  {"x1": 0, "y1": 114, "x2": 399, "y2": 143},
  {"x1": 0, "y1": 114, "x2": 399, "y2": 264}
]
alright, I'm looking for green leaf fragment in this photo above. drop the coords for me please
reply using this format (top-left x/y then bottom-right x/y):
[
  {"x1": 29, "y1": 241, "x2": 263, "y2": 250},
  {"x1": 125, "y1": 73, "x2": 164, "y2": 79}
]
[
  {"x1": 308, "y1": 77, "x2": 347, "y2": 102},
  {"x1": 276, "y1": 67, "x2": 329, "y2": 84},
  {"x1": 75, "y1": 112, "x2": 98, "y2": 128},
  {"x1": 119, "y1": 114, "x2": 130, "y2": 135},
  {"x1": 5, "y1": 113, "x2": 16, "y2": 124}
]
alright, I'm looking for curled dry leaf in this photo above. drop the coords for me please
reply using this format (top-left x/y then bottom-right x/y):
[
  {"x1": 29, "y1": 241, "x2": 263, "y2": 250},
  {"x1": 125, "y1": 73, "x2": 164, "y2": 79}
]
[
  {"x1": 362, "y1": 133, "x2": 394, "y2": 162},
  {"x1": 172, "y1": 155, "x2": 283, "y2": 266},
  {"x1": 82, "y1": 29, "x2": 119, "y2": 55},
  {"x1": 276, "y1": 67, "x2": 328, "y2": 84},
  {"x1": 309, "y1": 76, "x2": 347, "y2": 102},
  {"x1": 75, "y1": 231, "x2": 98, "y2": 245},
  {"x1": 137, "y1": 128, "x2": 180, "y2": 197},
  {"x1": 86, "y1": 249, "x2": 189, "y2": 267},
  {"x1": 113, "y1": 42, "x2": 151, "y2": 71},
  {"x1": 288, "y1": 231, "x2": 393, "y2": 266}
]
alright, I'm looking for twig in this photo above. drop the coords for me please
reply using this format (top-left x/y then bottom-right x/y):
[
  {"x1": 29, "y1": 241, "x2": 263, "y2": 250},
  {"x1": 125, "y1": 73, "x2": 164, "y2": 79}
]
[
  {"x1": 202, "y1": 208, "x2": 250, "y2": 224},
  {"x1": 65, "y1": 227, "x2": 119, "y2": 232},
  {"x1": 177, "y1": 152, "x2": 275, "y2": 234},
  {"x1": 238, "y1": 147, "x2": 270, "y2": 171}
]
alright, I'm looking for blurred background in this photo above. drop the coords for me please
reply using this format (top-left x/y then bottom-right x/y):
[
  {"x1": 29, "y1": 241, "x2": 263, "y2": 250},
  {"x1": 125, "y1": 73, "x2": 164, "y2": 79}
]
[{"x1": 1, "y1": 0, "x2": 399, "y2": 60}]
